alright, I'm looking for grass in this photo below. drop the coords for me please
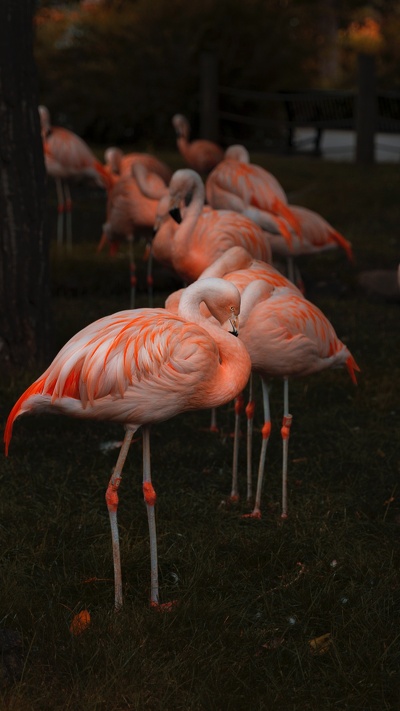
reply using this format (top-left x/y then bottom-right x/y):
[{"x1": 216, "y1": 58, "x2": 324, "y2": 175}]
[{"x1": 1, "y1": 152, "x2": 400, "y2": 710}]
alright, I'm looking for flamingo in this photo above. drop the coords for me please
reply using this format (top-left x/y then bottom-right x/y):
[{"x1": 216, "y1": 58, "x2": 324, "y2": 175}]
[
  {"x1": 38, "y1": 105, "x2": 111, "y2": 248},
  {"x1": 152, "y1": 169, "x2": 272, "y2": 284},
  {"x1": 205, "y1": 144, "x2": 301, "y2": 240},
  {"x1": 172, "y1": 114, "x2": 224, "y2": 173},
  {"x1": 206, "y1": 144, "x2": 353, "y2": 281},
  {"x1": 166, "y1": 245, "x2": 303, "y2": 472},
  {"x1": 98, "y1": 163, "x2": 171, "y2": 308},
  {"x1": 4, "y1": 278, "x2": 252, "y2": 610},
  {"x1": 104, "y1": 146, "x2": 172, "y2": 187},
  {"x1": 236, "y1": 280, "x2": 360, "y2": 518}
]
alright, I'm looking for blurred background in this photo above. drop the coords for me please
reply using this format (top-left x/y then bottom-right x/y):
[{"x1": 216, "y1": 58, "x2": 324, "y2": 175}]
[{"x1": 34, "y1": 0, "x2": 400, "y2": 154}]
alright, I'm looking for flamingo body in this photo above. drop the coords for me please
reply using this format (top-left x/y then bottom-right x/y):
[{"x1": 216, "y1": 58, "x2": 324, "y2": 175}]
[
  {"x1": 5, "y1": 279, "x2": 251, "y2": 608},
  {"x1": 152, "y1": 169, "x2": 272, "y2": 283},
  {"x1": 172, "y1": 114, "x2": 224, "y2": 173}
]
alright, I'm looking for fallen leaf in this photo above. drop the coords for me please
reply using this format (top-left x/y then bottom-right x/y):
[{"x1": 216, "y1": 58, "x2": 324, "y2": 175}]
[
  {"x1": 70, "y1": 610, "x2": 91, "y2": 636},
  {"x1": 309, "y1": 632, "x2": 331, "y2": 655}
]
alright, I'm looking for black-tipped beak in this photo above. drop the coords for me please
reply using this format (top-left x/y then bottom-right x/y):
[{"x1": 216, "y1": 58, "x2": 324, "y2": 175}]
[
  {"x1": 169, "y1": 207, "x2": 182, "y2": 224},
  {"x1": 229, "y1": 327, "x2": 239, "y2": 337}
]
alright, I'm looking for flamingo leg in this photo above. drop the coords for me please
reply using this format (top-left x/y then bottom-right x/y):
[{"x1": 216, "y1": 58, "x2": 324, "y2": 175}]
[
  {"x1": 209, "y1": 407, "x2": 218, "y2": 433},
  {"x1": 230, "y1": 393, "x2": 244, "y2": 502},
  {"x1": 55, "y1": 178, "x2": 65, "y2": 247},
  {"x1": 105, "y1": 427, "x2": 135, "y2": 610},
  {"x1": 245, "y1": 374, "x2": 255, "y2": 503},
  {"x1": 246, "y1": 378, "x2": 271, "y2": 519},
  {"x1": 64, "y1": 182, "x2": 73, "y2": 251},
  {"x1": 281, "y1": 377, "x2": 293, "y2": 519},
  {"x1": 142, "y1": 425, "x2": 160, "y2": 606}
]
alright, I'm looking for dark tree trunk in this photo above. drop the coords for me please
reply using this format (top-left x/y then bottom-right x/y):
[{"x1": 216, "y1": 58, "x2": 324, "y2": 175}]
[{"x1": 0, "y1": 1, "x2": 51, "y2": 370}]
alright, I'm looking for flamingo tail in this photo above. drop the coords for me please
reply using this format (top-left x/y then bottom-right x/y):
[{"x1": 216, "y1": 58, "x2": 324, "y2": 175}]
[
  {"x1": 346, "y1": 355, "x2": 360, "y2": 385},
  {"x1": 4, "y1": 378, "x2": 46, "y2": 456}
]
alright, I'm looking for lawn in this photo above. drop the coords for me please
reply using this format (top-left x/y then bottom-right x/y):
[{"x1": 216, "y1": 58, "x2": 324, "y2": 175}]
[{"x1": 0, "y1": 151, "x2": 399, "y2": 710}]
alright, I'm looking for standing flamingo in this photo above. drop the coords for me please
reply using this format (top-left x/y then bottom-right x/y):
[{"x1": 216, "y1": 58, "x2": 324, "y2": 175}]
[
  {"x1": 172, "y1": 114, "x2": 224, "y2": 173},
  {"x1": 152, "y1": 169, "x2": 272, "y2": 284},
  {"x1": 206, "y1": 144, "x2": 353, "y2": 281},
  {"x1": 39, "y1": 105, "x2": 111, "y2": 248},
  {"x1": 4, "y1": 278, "x2": 252, "y2": 610},
  {"x1": 237, "y1": 280, "x2": 359, "y2": 518},
  {"x1": 104, "y1": 146, "x2": 172, "y2": 187},
  {"x1": 98, "y1": 163, "x2": 171, "y2": 308}
]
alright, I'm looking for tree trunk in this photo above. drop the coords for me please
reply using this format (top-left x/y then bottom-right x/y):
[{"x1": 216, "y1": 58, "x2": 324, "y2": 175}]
[{"x1": 0, "y1": 1, "x2": 51, "y2": 370}]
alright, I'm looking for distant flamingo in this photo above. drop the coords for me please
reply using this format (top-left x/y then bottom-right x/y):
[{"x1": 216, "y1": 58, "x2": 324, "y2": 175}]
[
  {"x1": 152, "y1": 169, "x2": 272, "y2": 284},
  {"x1": 4, "y1": 278, "x2": 252, "y2": 610},
  {"x1": 39, "y1": 105, "x2": 111, "y2": 248},
  {"x1": 206, "y1": 144, "x2": 353, "y2": 280},
  {"x1": 205, "y1": 144, "x2": 301, "y2": 239},
  {"x1": 172, "y1": 114, "x2": 224, "y2": 173},
  {"x1": 98, "y1": 163, "x2": 171, "y2": 307},
  {"x1": 236, "y1": 280, "x2": 360, "y2": 518},
  {"x1": 104, "y1": 146, "x2": 172, "y2": 187}
]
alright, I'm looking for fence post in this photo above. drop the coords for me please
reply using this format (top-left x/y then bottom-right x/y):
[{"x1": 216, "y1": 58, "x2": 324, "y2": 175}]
[
  {"x1": 355, "y1": 52, "x2": 376, "y2": 164},
  {"x1": 200, "y1": 51, "x2": 219, "y2": 142}
]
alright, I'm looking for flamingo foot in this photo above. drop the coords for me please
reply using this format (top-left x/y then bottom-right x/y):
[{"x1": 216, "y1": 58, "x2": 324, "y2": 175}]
[
  {"x1": 150, "y1": 600, "x2": 178, "y2": 613},
  {"x1": 281, "y1": 512, "x2": 288, "y2": 520},
  {"x1": 242, "y1": 510, "x2": 262, "y2": 520}
]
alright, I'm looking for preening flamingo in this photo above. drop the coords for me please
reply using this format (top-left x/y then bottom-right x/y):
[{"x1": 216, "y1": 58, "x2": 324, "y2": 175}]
[
  {"x1": 104, "y1": 146, "x2": 172, "y2": 187},
  {"x1": 4, "y1": 278, "x2": 252, "y2": 610},
  {"x1": 172, "y1": 114, "x2": 224, "y2": 173},
  {"x1": 39, "y1": 105, "x2": 111, "y2": 248},
  {"x1": 206, "y1": 144, "x2": 353, "y2": 281},
  {"x1": 152, "y1": 169, "x2": 272, "y2": 284},
  {"x1": 237, "y1": 280, "x2": 360, "y2": 518},
  {"x1": 205, "y1": 144, "x2": 301, "y2": 240}
]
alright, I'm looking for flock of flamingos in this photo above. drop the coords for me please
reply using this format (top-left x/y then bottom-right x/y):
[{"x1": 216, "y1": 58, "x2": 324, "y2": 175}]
[{"x1": 4, "y1": 107, "x2": 360, "y2": 611}]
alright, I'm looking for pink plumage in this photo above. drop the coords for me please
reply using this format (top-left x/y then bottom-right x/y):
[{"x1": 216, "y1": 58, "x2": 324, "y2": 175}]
[
  {"x1": 172, "y1": 114, "x2": 224, "y2": 173},
  {"x1": 5, "y1": 278, "x2": 251, "y2": 609}
]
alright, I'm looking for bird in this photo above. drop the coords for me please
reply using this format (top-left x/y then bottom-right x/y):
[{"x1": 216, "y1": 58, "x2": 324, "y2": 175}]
[
  {"x1": 152, "y1": 169, "x2": 272, "y2": 284},
  {"x1": 206, "y1": 144, "x2": 353, "y2": 282},
  {"x1": 38, "y1": 105, "x2": 111, "y2": 248},
  {"x1": 103, "y1": 146, "x2": 172, "y2": 187},
  {"x1": 97, "y1": 162, "x2": 170, "y2": 308},
  {"x1": 4, "y1": 278, "x2": 252, "y2": 610},
  {"x1": 205, "y1": 144, "x2": 301, "y2": 240},
  {"x1": 236, "y1": 279, "x2": 360, "y2": 518},
  {"x1": 172, "y1": 114, "x2": 224, "y2": 173},
  {"x1": 166, "y1": 245, "x2": 303, "y2": 481}
]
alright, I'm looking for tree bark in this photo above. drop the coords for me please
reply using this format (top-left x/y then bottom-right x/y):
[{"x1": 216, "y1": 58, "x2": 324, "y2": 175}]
[{"x1": 0, "y1": 1, "x2": 51, "y2": 370}]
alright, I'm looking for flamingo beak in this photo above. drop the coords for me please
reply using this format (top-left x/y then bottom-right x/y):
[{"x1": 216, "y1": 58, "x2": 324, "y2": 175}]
[{"x1": 169, "y1": 207, "x2": 182, "y2": 224}]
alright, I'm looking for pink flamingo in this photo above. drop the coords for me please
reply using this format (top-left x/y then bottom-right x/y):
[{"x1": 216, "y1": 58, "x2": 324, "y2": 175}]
[
  {"x1": 172, "y1": 114, "x2": 224, "y2": 173},
  {"x1": 4, "y1": 278, "x2": 252, "y2": 610},
  {"x1": 98, "y1": 163, "x2": 171, "y2": 308},
  {"x1": 39, "y1": 105, "x2": 111, "y2": 248},
  {"x1": 206, "y1": 144, "x2": 353, "y2": 281},
  {"x1": 237, "y1": 280, "x2": 360, "y2": 518},
  {"x1": 166, "y1": 245, "x2": 302, "y2": 470},
  {"x1": 152, "y1": 169, "x2": 272, "y2": 284},
  {"x1": 104, "y1": 146, "x2": 172, "y2": 187},
  {"x1": 205, "y1": 145, "x2": 301, "y2": 240}
]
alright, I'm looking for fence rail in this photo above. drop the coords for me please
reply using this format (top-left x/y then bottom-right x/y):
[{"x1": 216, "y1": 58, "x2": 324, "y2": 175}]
[{"x1": 216, "y1": 86, "x2": 400, "y2": 154}]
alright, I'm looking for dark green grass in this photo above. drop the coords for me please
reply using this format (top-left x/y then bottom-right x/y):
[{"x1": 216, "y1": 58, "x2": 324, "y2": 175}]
[{"x1": 1, "y1": 154, "x2": 400, "y2": 710}]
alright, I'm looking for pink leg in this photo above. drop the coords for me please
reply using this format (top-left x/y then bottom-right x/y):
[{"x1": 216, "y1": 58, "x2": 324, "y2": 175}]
[
  {"x1": 145, "y1": 241, "x2": 154, "y2": 307},
  {"x1": 245, "y1": 378, "x2": 271, "y2": 519},
  {"x1": 281, "y1": 377, "x2": 293, "y2": 519},
  {"x1": 230, "y1": 392, "x2": 244, "y2": 502},
  {"x1": 245, "y1": 374, "x2": 255, "y2": 503},
  {"x1": 105, "y1": 427, "x2": 135, "y2": 610},
  {"x1": 141, "y1": 426, "x2": 160, "y2": 606},
  {"x1": 209, "y1": 408, "x2": 218, "y2": 433}
]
